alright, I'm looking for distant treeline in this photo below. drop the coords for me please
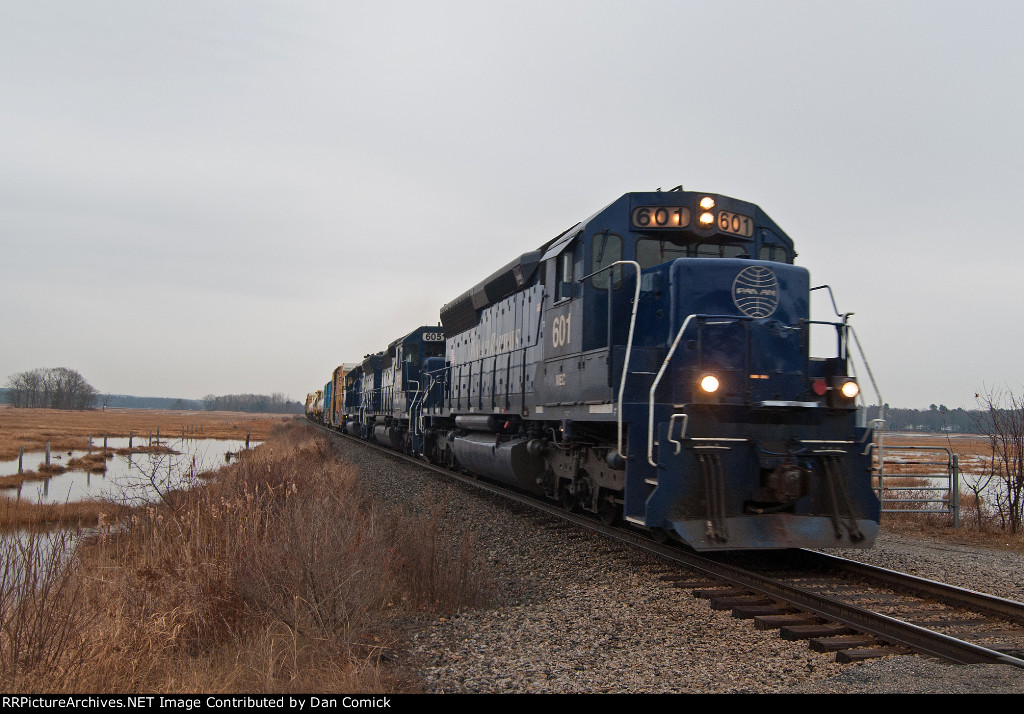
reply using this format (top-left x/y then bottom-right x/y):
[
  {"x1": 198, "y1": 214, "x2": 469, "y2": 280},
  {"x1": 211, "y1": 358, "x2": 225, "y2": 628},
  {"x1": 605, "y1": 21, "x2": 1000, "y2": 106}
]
[
  {"x1": 870, "y1": 404, "x2": 987, "y2": 433},
  {"x1": 2, "y1": 381, "x2": 302, "y2": 415},
  {"x1": 101, "y1": 394, "x2": 205, "y2": 410},
  {"x1": 201, "y1": 392, "x2": 303, "y2": 414}
]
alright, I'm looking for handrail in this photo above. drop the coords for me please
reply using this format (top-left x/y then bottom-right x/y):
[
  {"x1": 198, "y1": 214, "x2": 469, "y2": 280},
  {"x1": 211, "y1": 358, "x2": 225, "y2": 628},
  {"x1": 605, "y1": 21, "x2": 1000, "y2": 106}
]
[
  {"x1": 406, "y1": 380, "x2": 422, "y2": 437},
  {"x1": 810, "y1": 284, "x2": 852, "y2": 322},
  {"x1": 416, "y1": 373, "x2": 440, "y2": 432},
  {"x1": 579, "y1": 260, "x2": 642, "y2": 459},
  {"x1": 647, "y1": 314, "x2": 752, "y2": 467},
  {"x1": 811, "y1": 284, "x2": 884, "y2": 426},
  {"x1": 666, "y1": 413, "x2": 689, "y2": 456},
  {"x1": 847, "y1": 324, "x2": 884, "y2": 422}
]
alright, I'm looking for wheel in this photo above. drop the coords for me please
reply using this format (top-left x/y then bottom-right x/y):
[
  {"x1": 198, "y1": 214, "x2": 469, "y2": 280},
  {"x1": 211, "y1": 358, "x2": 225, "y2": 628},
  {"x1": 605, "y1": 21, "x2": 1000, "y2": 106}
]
[
  {"x1": 558, "y1": 482, "x2": 578, "y2": 512},
  {"x1": 598, "y1": 493, "x2": 619, "y2": 526},
  {"x1": 649, "y1": 527, "x2": 672, "y2": 544}
]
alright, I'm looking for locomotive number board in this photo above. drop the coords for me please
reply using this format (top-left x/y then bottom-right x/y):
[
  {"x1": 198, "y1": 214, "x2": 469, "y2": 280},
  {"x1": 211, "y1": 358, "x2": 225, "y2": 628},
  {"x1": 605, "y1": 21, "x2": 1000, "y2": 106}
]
[
  {"x1": 631, "y1": 206, "x2": 754, "y2": 237},
  {"x1": 631, "y1": 206, "x2": 691, "y2": 228},
  {"x1": 717, "y1": 210, "x2": 754, "y2": 237}
]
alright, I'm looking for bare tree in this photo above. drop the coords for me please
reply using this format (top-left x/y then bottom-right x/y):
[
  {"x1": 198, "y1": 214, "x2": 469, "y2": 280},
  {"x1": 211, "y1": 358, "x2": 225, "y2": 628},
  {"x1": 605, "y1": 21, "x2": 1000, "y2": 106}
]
[
  {"x1": 4, "y1": 368, "x2": 97, "y2": 410},
  {"x1": 114, "y1": 442, "x2": 203, "y2": 508},
  {"x1": 976, "y1": 386, "x2": 1024, "y2": 533}
]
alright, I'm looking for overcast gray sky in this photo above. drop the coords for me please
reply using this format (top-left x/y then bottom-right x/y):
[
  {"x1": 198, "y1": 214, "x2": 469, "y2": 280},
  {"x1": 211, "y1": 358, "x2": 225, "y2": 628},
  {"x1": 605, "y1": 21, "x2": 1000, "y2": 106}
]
[{"x1": 2, "y1": 0, "x2": 1021, "y2": 409}]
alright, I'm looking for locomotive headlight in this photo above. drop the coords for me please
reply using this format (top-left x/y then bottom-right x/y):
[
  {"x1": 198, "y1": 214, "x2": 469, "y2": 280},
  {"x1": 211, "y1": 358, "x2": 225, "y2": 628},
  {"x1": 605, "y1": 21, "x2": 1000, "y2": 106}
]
[
  {"x1": 840, "y1": 380, "x2": 860, "y2": 399},
  {"x1": 699, "y1": 374, "x2": 720, "y2": 393},
  {"x1": 699, "y1": 196, "x2": 715, "y2": 210},
  {"x1": 699, "y1": 212, "x2": 715, "y2": 226}
]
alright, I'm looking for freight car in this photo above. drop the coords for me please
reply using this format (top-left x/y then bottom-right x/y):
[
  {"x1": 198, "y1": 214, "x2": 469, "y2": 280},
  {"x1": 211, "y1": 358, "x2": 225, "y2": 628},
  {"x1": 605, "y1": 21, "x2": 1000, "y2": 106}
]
[
  {"x1": 313, "y1": 187, "x2": 881, "y2": 551},
  {"x1": 305, "y1": 389, "x2": 323, "y2": 423}
]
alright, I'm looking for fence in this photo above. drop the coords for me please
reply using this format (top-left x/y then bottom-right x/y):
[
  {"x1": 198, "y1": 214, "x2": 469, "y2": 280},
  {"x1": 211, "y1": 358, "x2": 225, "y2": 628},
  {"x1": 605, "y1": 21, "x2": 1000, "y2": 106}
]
[{"x1": 872, "y1": 434, "x2": 960, "y2": 527}]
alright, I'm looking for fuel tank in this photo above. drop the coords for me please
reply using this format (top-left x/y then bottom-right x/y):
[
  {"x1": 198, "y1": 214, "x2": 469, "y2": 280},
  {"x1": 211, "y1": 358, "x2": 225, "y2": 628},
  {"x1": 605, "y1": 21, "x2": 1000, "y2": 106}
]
[{"x1": 451, "y1": 433, "x2": 544, "y2": 493}]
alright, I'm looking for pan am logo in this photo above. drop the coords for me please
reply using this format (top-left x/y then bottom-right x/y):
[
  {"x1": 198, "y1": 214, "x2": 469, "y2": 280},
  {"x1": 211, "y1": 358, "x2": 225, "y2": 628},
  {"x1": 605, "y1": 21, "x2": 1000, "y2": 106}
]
[{"x1": 732, "y1": 266, "x2": 779, "y2": 318}]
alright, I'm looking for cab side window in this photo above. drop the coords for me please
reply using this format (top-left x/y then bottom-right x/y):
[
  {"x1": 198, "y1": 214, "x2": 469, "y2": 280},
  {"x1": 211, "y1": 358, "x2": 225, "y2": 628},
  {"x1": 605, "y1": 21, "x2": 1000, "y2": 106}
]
[
  {"x1": 591, "y1": 232, "x2": 622, "y2": 290},
  {"x1": 555, "y1": 244, "x2": 575, "y2": 301}
]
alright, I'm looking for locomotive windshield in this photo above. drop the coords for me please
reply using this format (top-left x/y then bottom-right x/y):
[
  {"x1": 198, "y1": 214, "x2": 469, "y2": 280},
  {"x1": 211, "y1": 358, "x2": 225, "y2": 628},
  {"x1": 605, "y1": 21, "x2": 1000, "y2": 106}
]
[
  {"x1": 635, "y1": 237, "x2": 751, "y2": 269},
  {"x1": 758, "y1": 242, "x2": 793, "y2": 263}
]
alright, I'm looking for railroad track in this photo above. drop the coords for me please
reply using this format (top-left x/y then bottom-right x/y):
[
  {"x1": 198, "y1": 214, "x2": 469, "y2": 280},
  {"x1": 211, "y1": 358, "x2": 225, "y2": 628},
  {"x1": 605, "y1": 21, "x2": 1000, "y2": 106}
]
[{"x1": 316, "y1": 423, "x2": 1024, "y2": 669}]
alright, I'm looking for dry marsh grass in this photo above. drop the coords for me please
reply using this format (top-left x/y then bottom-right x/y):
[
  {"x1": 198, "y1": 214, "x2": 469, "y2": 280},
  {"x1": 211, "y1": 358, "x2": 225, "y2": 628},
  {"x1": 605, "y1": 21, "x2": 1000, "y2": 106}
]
[
  {"x1": 0, "y1": 422, "x2": 492, "y2": 693},
  {"x1": 0, "y1": 407, "x2": 292, "y2": 461},
  {"x1": 65, "y1": 453, "x2": 108, "y2": 474},
  {"x1": 877, "y1": 433, "x2": 992, "y2": 481},
  {"x1": 0, "y1": 499, "x2": 117, "y2": 531}
]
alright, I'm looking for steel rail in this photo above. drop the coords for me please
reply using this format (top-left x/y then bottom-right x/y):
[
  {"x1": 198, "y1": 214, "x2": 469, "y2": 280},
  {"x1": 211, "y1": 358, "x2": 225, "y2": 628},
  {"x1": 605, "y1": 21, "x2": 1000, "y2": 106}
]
[
  {"x1": 797, "y1": 549, "x2": 1024, "y2": 626},
  {"x1": 312, "y1": 420, "x2": 1024, "y2": 669},
  {"x1": 659, "y1": 550, "x2": 1024, "y2": 669}
]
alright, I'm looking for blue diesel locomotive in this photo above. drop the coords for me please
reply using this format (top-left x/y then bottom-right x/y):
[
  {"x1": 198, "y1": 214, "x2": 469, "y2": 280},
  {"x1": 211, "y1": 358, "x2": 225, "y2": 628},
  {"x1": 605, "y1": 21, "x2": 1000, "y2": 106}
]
[{"x1": 319, "y1": 187, "x2": 880, "y2": 551}]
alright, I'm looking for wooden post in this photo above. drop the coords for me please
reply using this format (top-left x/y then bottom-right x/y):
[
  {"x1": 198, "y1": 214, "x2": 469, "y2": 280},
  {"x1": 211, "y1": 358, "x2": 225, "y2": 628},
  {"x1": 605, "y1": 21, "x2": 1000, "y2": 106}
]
[
  {"x1": 46, "y1": 442, "x2": 50, "y2": 467},
  {"x1": 246, "y1": 431, "x2": 250, "y2": 449},
  {"x1": 18, "y1": 446, "x2": 23, "y2": 474},
  {"x1": 129, "y1": 431, "x2": 133, "y2": 449},
  {"x1": 89, "y1": 435, "x2": 93, "y2": 454}
]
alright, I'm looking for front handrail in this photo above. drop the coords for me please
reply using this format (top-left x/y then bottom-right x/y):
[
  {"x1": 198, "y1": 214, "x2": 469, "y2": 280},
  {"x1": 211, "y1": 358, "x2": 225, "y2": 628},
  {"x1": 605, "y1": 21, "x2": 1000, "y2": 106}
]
[
  {"x1": 647, "y1": 314, "x2": 753, "y2": 467},
  {"x1": 811, "y1": 284, "x2": 884, "y2": 425}
]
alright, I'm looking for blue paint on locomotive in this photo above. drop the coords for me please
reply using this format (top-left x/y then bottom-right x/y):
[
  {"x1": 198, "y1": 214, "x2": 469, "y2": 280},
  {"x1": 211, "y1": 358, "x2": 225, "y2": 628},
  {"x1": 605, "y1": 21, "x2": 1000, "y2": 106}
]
[
  {"x1": 318, "y1": 188, "x2": 880, "y2": 551},
  {"x1": 357, "y1": 353, "x2": 383, "y2": 440},
  {"x1": 321, "y1": 381, "x2": 332, "y2": 427}
]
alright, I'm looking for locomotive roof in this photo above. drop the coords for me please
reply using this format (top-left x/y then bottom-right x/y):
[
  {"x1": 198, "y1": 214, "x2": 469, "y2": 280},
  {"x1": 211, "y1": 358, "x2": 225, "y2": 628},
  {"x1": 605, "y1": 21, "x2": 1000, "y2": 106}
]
[
  {"x1": 438, "y1": 189, "x2": 794, "y2": 336},
  {"x1": 438, "y1": 246, "x2": 548, "y2": 337},
  {"x1": 387, "y1": 325, "x2": 443, "y2": 350}
]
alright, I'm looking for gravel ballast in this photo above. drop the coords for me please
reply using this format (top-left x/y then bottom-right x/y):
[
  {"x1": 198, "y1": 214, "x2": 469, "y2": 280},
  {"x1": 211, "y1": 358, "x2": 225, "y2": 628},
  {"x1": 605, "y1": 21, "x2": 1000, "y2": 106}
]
[{"x1": 333, "y1": 436, "x2": 1024, "y2": 694}]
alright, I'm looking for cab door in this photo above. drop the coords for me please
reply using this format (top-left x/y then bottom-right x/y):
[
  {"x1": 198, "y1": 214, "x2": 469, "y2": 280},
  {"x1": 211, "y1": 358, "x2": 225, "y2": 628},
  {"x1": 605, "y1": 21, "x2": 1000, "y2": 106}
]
[{"x1": 541, "y1": 238, "x2": 582, "y2": 405}]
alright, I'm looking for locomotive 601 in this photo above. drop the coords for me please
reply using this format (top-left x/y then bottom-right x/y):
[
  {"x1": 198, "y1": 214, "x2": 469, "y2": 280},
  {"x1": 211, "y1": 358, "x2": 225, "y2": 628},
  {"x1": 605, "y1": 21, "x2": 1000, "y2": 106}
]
[{"x1": 314, "y1": 187, "x2": 881, "y2": 551}]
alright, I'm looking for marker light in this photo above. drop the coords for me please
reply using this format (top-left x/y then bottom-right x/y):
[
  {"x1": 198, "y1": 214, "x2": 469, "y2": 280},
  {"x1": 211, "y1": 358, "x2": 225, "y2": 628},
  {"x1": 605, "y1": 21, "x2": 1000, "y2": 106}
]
[
  {"x1": 699, "y1": 212, "x2": 715, "y2": 226},
  {"x1": 812, "y1": 379, "x2": 828, "y2": 396},
  {"x1": 699, "y1": 375, "x2": 720, "y2": 393},
  {"x1": 840, "y1": 380, "x2": 860, "y2": 399},
  {"x1": 699, "y1": 196, "x2": 715, "y2": 209}
]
